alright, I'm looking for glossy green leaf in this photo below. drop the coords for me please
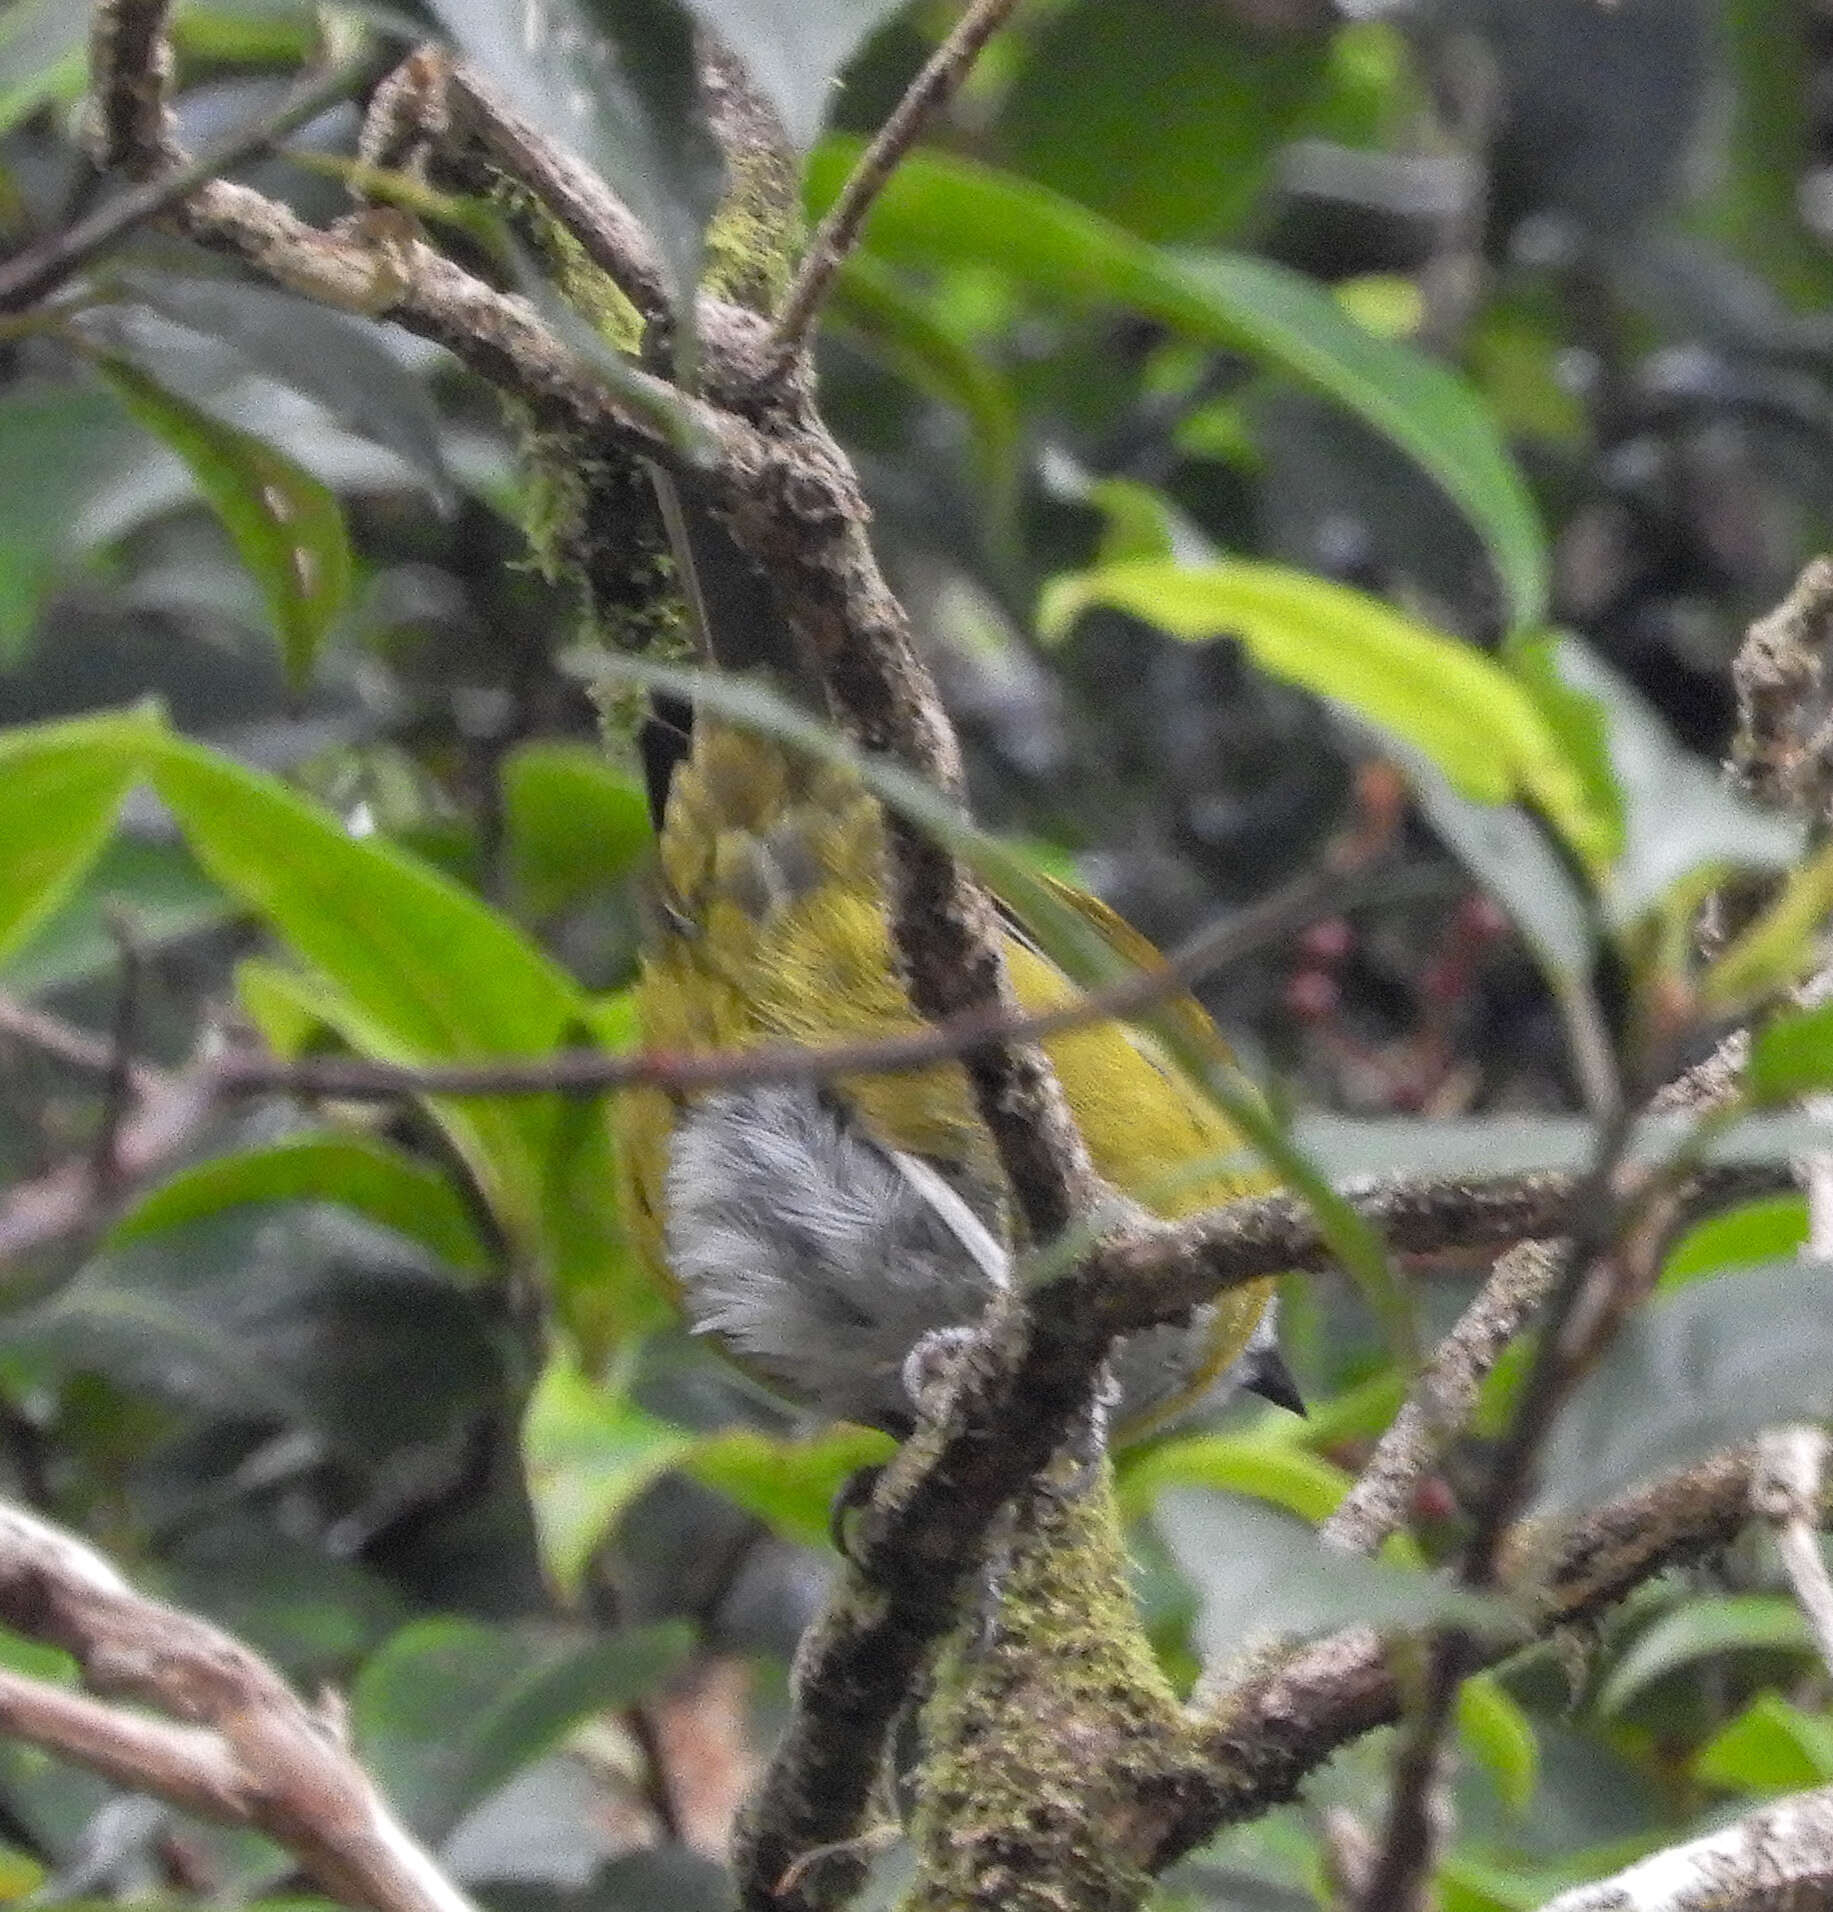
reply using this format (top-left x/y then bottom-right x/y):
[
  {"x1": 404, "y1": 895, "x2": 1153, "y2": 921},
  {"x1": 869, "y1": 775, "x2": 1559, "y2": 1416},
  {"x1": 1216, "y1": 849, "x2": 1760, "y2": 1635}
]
[
  {"x1": 1538, "y1": 1260, "x2": 1833, "y2": 1512},
  {"x1": 522, "y1": 1353, "x2": 696, "y2": 1598},
  {"x1": 504, "y1": 741, "x2": 653, "y2": 919},
  {"x1": 0, "y1": 384, "x2": 140, "y2": 661},
  {"x1": 1597, "y1": 1595, "x2": 1815, "y2": 1718},
  {"x1": 95, "y1": 354, "x2": 352, "y2": 689},
  {"x1": 0, "y1": 713, "x2": 150, "y2": 968},
  {"x1": 110, "y1": 1136, "x2": 490, "y2": 1274},
  {"x1": 1041, "y1": 561, "x2": 1594, "y2": 860},
  {"x1": 809, "y1": 144, "x2": 1548, "y2": 629},
  {"x1": 1695, "y1": 1693, "x2": 1833, "y2": 1794},
  {"x1": 686, "y1": 1425, "x2": 895, "y2": 1551},
  {"x1": 352, "y1": 1616, "x2": 692, "y2": 1839}
]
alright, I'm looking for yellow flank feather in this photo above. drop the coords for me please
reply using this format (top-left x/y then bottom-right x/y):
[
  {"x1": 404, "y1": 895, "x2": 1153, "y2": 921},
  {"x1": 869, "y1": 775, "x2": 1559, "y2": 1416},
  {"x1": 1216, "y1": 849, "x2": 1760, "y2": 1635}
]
[{"x1": 618, "y1": 722, "x2": 1275, "y2": 1437}]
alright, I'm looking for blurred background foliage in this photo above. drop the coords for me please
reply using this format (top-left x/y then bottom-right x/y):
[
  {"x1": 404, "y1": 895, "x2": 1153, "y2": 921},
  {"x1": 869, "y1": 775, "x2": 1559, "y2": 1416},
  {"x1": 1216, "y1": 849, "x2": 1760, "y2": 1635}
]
[{"x1": 2, "y1": 0, "x2": 1833, "y2": 1908}]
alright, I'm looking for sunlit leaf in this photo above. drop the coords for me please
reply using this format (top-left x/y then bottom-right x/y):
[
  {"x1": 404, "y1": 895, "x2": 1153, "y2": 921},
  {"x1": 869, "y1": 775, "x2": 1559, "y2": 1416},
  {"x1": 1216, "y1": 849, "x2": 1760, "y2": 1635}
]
[
  {"x1": 1663, "y1": 1196, "x2": 1808, "y2": 1287},
  {"x1": 1695, "y1": 1692, "x2": 1833, "y2": 1794},
  {"x1": 1040, "y1": 560, "x2": 1597, "y2": 862},
  {"x1": 1459, "y1": 1675, "x2": 1539, "y2": 1815},
  {"x1": 1117, "y1": 1431, "x2": 1350, "y2": 1525},
  {"x1": 810, "y1": 144, "x2": 1548, "y2": 629},
  {"x1": 686, "y1": 1424, "x2": 894, "y2": 1550},
  {"x1": 504, "y1": 740, "x2": 653, "y2": 919}
]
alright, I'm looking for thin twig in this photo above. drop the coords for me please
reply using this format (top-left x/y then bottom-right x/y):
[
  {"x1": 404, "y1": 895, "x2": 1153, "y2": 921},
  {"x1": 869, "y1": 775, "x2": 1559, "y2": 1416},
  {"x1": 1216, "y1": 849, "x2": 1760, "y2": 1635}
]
[
  {"x1": 768, "y1": 0, "x2": 1024, "y2": 365},
  {"x1": 0, "y1": 54, "x2": 374, "y2": 312},
  {"x1": 90, "y1": 913, "x2": 143, "y2": 1186},
  {"x1": 1752, "y1": 1426, "x2": 1833, "y2": 1678},
  {"x1": 0, "y1": 1501, "x2": 474, "y2": 1912},
  {"x1": 1320, "y1": 1239, "x2": 1561, "y2": 1557}
]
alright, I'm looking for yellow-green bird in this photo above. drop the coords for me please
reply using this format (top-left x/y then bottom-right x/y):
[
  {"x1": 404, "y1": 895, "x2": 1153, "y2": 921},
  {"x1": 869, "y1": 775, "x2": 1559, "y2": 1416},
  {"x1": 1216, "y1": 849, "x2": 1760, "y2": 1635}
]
[{"x1": 616, "y1": 691, "x2": 1298, "y2": 1440}]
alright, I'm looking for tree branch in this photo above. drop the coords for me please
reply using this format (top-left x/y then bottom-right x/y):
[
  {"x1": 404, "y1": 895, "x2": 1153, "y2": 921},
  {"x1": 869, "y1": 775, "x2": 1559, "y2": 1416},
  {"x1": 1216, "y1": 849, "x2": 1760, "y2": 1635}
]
[{"x1": 0, "y1": 1502, "x2": 472, "y2": 1912}]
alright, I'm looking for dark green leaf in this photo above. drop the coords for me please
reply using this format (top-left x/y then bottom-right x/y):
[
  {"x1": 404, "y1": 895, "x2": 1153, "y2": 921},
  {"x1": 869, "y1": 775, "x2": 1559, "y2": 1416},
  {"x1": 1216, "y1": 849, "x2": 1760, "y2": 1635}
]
[
  {"x1": 504, "y1": 741, "x2": 653, "y2": 919},
  {"x1": 0, "y1": 713, "x2": 147, "y2": 969},
  {"x1": 423, "y1": 0, "x2": 722, "y2": 314},
  {"x1": 999, "y1": 0, "x2": 1329, "y2": 241},
  {"x1": 123, "y1": 275, "x2": 455, "y2": 510},
  {"x1": 1538, "y1": 1260, "x2": 1833, "y2": 1512},
  {"x1": 95, "y1": 354, "x2": 353, "y2": 689},
  {"x1": 353, "y1": 1617, "x2": 693, "y2": 1840},
  {"x1": 1597, "y1": 1595, "x2": 1815, "y2": 1717},
  {"x1": 1155, "y1": 1491, "x2": 1511, "y2": 1658},
  {"x1": 110, "y1": 1136, "x2": 490, "y2": 1274},
  {"x1": 810, "y1": 144, "x2": 1548, "y2": 629}
]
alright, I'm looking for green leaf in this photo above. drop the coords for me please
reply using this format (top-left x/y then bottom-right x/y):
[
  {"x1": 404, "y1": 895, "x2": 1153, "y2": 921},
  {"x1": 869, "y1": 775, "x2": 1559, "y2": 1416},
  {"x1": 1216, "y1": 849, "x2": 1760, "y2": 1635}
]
[
  {"x1": 0, "y1": 0, "x2": 87, "y2": 136},
  {"x1": 1155, "y1": 1491, "x2": 1512, "y2": 1659},
  {"x1": 522, "y1": 1352, "x2": 696, "y2": 1598},
  {"x1": 94, "y1": 354, "x2": 352, "y2": 689},
  {"x1": 1663, "y1": 1196, "x2": 1808, "y2": 1288},
  {"x1": 682, "y1": 0, "x2": 914, "y2": 151},
  {"x1": 352, "y1": 1616, "x2": 693, "y2": 1840},
  {"x1": 809, "y1": 144, "x2": 1548, "y2": 630},
  {"x1": 423, "y1": 0, "x2": 721, "y2": 315},
  {"x1": 1116, "y1": 1431, "x2": 1351, "y2": 1525},
  {"x1": 1040, "y1": 561, "x2": 1594, "y2": 860},
  {"x1": 0, "y1": 384, "x2": 140, "y2": 661},
  {"x1": 997, "y1": 0, "x2": 1330, "y2": 242},
  {"x1": 1748, "y1": 999, "x2": 1833, "y2": 1102},
  {"x1": 1538, "y1": 639, "x2": 1803, "y2": 933},
  {"x1": 1537, "y1": 1259, "x2": 1833, "y2": 1512},
  {"x1": 1704, "y1": 838, "x2": 1833, "y2": 1011},
  {"x1": 503, "y1": 741, "x2": 653, "y2": 919},
  {"x1": 1458, "y1": 1674, "x2": 1539, "y2": 1815},
  {"x1": 1597, "y1": 1595, "x2": 1815, "y2": 1718},
  {"x1": 686, "y1": 1425, "x2": 895, "y2": 1551},
  {"x1": 1695, "y1": 1693, "x2": 1833, "y2": 1794},
  {"x1": 110, "y1": 1136, "x2": 490, "y2": 1274},
  {"x1": 0, "y1": 712, "x2": 150, "y2": 968},
  {"x1": 0, "y1": 835, "x2": 230, "y2": 998},
  {"x1": 122, "y1": 274, "x2": 455, "y2": 511}
]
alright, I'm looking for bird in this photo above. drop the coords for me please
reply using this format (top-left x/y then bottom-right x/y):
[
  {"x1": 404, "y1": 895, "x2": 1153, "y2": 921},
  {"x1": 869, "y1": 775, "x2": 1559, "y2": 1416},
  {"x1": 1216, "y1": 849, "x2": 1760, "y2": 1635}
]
[{"x1": 614, "y1": 691, "x2": 1299, "y2": 1440}]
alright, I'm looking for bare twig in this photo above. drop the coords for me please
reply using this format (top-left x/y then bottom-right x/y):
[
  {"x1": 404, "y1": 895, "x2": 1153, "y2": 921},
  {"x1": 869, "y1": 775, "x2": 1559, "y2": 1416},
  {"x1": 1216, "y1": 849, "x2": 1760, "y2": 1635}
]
[
  {"x1": 1536, "y1": 1781, "x2": 1833, "y2": 1912},
  {"x1": 769, "y1": 0, "x2": 1024, "y2": 365},
  {"x1": 1320, "y1": 1240, "x2": 1561, "y2": 1557},
  {"x1": 0, "y1": 54, "x2": 372, "y2": 312},
  {"x1": 1752, "y1": 1426, "x2": 1833, "y2": 1677},
  {"x1": 0, "y1": 1501, "x2": 473, "y2": 1912}
]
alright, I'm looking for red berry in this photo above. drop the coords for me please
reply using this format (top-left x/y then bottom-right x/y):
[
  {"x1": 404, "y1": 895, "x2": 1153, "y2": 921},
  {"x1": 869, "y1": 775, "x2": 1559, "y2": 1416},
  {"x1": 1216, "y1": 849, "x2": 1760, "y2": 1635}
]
[
  {"x1": 1284, "y1": 970, "x2": 1340, "y2": 1021},
  {"x1": 1298, "y1": 916, "x2": 1354, "y2": 966}
]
